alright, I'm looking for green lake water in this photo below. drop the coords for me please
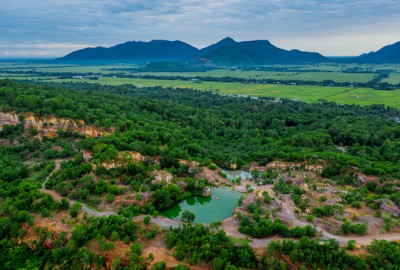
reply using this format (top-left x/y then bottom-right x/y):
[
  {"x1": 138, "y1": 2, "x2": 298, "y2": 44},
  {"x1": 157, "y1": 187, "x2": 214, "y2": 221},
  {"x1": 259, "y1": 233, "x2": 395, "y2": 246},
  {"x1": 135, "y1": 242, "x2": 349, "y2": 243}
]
[{"x1": 162, "y1": 187, "x2": 241, "y2": 223}]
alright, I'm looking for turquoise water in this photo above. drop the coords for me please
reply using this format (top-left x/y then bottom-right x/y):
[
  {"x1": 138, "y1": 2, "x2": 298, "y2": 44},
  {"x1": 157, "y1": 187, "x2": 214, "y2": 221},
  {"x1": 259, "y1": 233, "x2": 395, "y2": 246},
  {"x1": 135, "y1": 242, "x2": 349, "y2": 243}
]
[
  {"x1": 221, "y1": 169, "x2": 253, "y2": 181},
  {"x1": 162, "y1": 187, "x2": 241, "y2": 223}
]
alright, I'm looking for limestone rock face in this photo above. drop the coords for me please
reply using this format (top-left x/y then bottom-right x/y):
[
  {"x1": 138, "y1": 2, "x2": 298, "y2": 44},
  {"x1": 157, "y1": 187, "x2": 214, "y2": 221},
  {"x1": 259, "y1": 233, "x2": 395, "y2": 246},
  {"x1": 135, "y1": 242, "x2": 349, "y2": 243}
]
[
  {"x1": 152, "y1": 170, "x2": 173, "y2": 184},
  {"x1": 0, "y1": 112, "x2": 111, "y2": 138},
  {"x1": 0, "y1": 112, "x2": 19, "y2": 129}
]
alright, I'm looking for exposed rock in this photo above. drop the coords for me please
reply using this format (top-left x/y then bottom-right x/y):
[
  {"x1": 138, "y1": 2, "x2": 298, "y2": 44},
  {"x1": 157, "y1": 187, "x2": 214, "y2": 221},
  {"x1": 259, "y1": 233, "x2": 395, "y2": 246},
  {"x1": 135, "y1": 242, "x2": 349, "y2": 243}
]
[
  {"x1": 179, "y1": 159, "x2": 200, "y2": 173},
  {"x1": 305, "y1": 164, "x2": 324, "y2": 173},
  {"x1": 202, "y1": 187, "x2": 211, "y2": 197},
  {"x1": 152, "y1": 170, "x2": 173, "y2": 184},
  {"x1": 302, "y1": 183, "x2": 310, "y2": 192},
  {"x1": 380, "y1": 202, "x2": 400, "y2": 218},
  {"x1": 92, "y1": 151, "x2": 145, "y2": 170},
  {"x1": 0, "y1": 112, "x2": 19, "y2": 130},
  {"x1": 83, "y1": 150, "x2": 92, "y2": 162},
  {"x1": 0, "y1": 112, "x2": 112, "y2": 138},
  {"x1": 176, "y1": 180, "x2": 188, "y2": 190}
]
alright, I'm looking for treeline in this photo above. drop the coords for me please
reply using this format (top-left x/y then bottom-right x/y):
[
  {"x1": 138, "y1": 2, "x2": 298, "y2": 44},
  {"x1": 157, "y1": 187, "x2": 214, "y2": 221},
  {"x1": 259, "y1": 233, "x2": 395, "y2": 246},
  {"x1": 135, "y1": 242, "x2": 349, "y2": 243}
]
[
  {"x1": 1, "y1": 79, "x2": 400, "y2": 177},
  {"x1": 106, "y1": 73, "x2": 400, "y2": 89},
  {"x1": 166, "y1": 224, "x2": 398, "y2": 270}
]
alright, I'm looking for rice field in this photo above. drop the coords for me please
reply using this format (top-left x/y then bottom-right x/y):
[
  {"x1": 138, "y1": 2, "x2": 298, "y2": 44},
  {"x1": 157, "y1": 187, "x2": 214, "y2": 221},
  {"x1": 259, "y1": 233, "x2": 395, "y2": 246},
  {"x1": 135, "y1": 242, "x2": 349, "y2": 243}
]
[{"x1": 2, "y1": 61, "x2": 400, "y2": 108}]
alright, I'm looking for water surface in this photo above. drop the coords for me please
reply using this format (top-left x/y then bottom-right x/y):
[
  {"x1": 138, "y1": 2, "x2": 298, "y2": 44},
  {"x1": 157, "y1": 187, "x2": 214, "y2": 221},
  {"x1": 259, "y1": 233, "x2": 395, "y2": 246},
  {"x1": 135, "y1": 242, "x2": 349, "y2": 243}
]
[
  {"x1": 221, "y1": 169, "x2": 253, "y2": 181},
  {"x1": 162, "y1": 187, "x2": 241, "y2": 223}
]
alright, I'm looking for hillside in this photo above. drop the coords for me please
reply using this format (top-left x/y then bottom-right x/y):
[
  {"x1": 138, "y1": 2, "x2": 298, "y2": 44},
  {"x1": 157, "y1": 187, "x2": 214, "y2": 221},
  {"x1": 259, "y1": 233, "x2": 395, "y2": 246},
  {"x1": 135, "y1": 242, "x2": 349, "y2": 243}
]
[
  {"x1": 199, "y1": 37, "x2": 328, "y2": 65},
  {"x1": 1, "y1": 79, "x2": 400, "y2": 269},
  {"x1": 57, "y1": 37, "x2": 328, "y2": 65},
  {"x1": 58, "y1": 40, "x2": 199, "y2": 62},
  {"x1": 358, "y1": 41, "x2": 400, "y2": 63}
]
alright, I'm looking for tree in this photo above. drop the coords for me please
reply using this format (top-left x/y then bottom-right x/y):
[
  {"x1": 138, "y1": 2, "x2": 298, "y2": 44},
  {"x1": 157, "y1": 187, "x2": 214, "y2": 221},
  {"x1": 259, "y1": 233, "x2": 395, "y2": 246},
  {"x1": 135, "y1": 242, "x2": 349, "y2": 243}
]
[
  {"x1": 143, "y1": 216, "x2": 151, "y2": 225},
  {"x1": 69, "y1": 202, "x2": 82, "y2": 218},
  {"x1": 181, "y1": 210, "x2": 195, "y2": 223},
  {"x1": 152, "y1": 261, "x2": 166, "y2": 270},
  {"x1": 347, "y1": 240, "x2": 356, "y2": 250}
]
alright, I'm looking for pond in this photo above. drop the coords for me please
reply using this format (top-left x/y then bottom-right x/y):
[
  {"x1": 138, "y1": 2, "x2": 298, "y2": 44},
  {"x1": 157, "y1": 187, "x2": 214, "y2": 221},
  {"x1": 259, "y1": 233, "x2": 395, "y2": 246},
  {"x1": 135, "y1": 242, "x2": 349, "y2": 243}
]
[
  {"x1": 221, "y1": 169, "x2": 253, "y2": 181},
  {"x1": 162, "y1": 187, "x2": 241, "y2": 223}
]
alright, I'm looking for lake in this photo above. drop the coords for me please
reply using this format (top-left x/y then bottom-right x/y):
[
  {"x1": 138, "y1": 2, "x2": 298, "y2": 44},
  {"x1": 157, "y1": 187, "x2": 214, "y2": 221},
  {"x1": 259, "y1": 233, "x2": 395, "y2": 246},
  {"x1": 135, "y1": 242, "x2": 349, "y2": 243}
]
[{"x1": 162, "y1": 187, "x2": 241, "y2": 223}]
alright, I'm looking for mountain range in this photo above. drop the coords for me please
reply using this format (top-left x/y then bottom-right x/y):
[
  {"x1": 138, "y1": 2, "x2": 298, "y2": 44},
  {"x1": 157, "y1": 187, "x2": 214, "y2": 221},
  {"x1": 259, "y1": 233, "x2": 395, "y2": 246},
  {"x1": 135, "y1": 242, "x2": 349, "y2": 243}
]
[
  {"x1": 358, "y1": 41, "x2": 400, "y2": 63},
  {"x1": 57, "y1": 38, "x2": 400, "y2": 65}
]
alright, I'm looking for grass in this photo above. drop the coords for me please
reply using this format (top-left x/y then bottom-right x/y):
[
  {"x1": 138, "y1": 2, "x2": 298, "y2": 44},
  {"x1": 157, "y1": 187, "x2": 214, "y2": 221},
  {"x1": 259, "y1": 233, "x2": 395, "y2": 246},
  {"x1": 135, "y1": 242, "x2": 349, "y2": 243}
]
[
  {"x1": 46, "y1": 77, "x2": 352, "y2": 102},
  {"x1": 6, "y1": 75, "x2": 400, "y2": 108},
  {"x1": 383, "y1": 72, "x2": 400, "y2": 84},
  {"x1": 85, "y1": 203, "x2": 103, "y2": 212},
  {"x1": 228, "y1": 236, "x2": 251, "y2": 246},
  {"x1": 2, "y1": 62, "x2": 400, "y2": 108},
  {"x1": 132, "y1": 69, "x2": 375, "y2": 83},
  {"x1": 325, "y1": 88, "x2": 400, "y2": 108}
]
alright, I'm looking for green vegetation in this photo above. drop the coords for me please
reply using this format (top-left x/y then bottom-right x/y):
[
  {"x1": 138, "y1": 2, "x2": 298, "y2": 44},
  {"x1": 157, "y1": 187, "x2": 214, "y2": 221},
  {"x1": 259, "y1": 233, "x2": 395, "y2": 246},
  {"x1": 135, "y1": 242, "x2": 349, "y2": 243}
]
[
  {"x1": 181, "y1": 210, "x2": 196, "y2": 223},
  {"x1": 3, "y1": 61, "x2": 400, "y2": 108},
  {"x1": 238, "y1": 199, "x2": 316, "y2": 238},
  {"x1": 1, "y1": 77, "x2": 400, "y2": 269}
]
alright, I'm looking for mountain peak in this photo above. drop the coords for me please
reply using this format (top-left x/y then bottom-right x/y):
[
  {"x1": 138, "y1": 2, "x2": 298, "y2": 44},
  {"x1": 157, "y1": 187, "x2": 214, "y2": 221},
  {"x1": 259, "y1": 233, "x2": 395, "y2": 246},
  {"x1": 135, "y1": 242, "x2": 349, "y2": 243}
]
[
  {"x1": 57, "y1": 37, "x2": 328, "y2": 64},
  {"x1": 219, "y1": 37, "x2": 236, "y2": 44}
]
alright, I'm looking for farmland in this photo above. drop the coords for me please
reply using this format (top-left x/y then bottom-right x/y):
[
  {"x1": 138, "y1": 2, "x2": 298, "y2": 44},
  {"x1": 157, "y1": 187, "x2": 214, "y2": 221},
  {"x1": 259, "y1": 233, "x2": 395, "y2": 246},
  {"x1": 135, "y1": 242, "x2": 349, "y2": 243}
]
[{"x1": 2, "y1": 61, "x2": 400, "y2": 108}]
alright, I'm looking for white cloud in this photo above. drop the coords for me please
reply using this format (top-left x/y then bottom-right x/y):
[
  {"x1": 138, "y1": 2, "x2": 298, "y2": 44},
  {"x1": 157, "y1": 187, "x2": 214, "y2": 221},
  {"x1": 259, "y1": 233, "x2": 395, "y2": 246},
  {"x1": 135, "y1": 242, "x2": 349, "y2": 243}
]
[{"x1": 1, "y1": 0, "x2": 400, "y2": 57}]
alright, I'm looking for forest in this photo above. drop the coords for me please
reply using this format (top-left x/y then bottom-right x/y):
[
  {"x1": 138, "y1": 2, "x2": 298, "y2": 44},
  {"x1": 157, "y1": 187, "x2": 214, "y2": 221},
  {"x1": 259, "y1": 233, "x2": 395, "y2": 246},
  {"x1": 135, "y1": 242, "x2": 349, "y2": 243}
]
[{"x1": 1, "y1": 78, "x2": 400, "y2": 269}]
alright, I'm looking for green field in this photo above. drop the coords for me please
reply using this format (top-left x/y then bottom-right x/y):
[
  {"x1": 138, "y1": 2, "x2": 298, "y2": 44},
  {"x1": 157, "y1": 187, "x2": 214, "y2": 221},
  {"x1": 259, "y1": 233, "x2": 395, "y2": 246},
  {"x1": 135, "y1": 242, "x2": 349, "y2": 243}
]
[
  {"x1": 383, "y1": 72, "x2": 400, "y2": 84},
  {"x1": 2, "y1": 61, "x2": 400, "y2": 108},
  {"x1": 47, "y1": 77, "x2": 352, "y2": 101},
  {"x1": 325, "y1": 87, "x2": 400, "y2": 108},
  {"x1": 25, "y1": 76, "x2": 396, "y2": 108},
  {"x1": 135, "y1": 69, "x2": 375, "y2": 83}
]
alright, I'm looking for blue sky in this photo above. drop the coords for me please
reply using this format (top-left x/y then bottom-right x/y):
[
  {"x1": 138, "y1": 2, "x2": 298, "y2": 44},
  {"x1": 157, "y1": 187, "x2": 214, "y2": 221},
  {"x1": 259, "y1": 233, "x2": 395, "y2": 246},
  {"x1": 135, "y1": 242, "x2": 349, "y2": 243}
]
[{"x1": 1, "y1": 0, "x2": 400, "y2": 58}]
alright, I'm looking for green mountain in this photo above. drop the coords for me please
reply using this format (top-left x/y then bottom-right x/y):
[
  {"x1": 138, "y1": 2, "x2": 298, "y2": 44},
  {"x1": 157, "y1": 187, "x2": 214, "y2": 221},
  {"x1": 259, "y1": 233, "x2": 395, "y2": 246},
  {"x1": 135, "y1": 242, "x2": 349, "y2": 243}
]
[
  {"x1": 57, "y1": 37, "x2": 328, "y2": 65},
  {"x1": 199, "y1": 37, "x2": 327, "y2": 65},
  {"x1": 358, "y1": 41, "x2": 400, "y2": 63},
  {"x1": 58, "y1": 40, "x2": 199, "y2": 62}
]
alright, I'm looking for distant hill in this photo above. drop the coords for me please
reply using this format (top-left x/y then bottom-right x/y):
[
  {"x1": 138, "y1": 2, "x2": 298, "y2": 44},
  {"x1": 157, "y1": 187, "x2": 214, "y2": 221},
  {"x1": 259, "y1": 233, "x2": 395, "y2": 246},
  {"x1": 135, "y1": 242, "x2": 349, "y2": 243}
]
[
  {"x1": 358, "y1": 41, "x2": 400, "y2": 63},
  {"x1": 57, "y1": 37, "x2": 328, "y2": 65},
  {"x1": 58, "y1": 40, "x2": 199, "y2": 62},
  {"x1": 199, "y1": 37, "x2": 327, "y2": 65}
]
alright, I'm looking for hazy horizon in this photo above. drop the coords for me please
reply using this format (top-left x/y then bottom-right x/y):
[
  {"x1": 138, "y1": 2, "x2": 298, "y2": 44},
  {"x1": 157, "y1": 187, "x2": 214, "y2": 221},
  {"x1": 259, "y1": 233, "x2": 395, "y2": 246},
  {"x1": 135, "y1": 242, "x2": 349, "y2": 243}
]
[{"x1": 2, "y1": 0, "x2": 400, "y2": 58}]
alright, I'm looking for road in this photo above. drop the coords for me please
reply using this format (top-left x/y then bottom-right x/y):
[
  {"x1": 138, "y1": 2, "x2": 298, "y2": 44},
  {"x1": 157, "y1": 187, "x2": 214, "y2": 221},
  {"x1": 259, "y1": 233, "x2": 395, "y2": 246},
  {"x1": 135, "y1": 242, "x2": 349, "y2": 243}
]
[{"x1": 41, "y1": 161, "x2": 400, "y2": 247}]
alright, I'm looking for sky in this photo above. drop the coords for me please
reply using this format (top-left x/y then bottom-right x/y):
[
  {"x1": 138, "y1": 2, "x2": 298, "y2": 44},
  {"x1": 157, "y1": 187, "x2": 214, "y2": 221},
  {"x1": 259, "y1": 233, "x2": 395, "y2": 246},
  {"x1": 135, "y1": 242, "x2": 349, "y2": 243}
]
[{"x1": 1, "y1": 0, "x2": 400, "y2": 58}]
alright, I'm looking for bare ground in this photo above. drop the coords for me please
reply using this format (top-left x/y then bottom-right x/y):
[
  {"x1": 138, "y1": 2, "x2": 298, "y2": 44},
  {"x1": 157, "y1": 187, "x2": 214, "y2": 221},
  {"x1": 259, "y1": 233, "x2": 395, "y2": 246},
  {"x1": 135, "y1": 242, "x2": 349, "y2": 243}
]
[{"x1": 40, "y1": 160, "x2": 400, "y2": 248}]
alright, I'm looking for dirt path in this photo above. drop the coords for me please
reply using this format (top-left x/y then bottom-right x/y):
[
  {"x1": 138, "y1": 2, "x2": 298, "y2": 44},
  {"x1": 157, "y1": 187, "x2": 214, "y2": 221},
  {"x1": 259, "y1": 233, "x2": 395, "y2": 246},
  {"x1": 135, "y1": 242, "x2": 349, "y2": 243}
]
[
  {"x1": 133, "y1": 215, "x2": 182, "y2": 228},
  {"x1": 222, "y1": 182, "x2": 400, "y2": 247},
  {"x1": 40, "y1": 160, "x2": 183, "y2": 224},
  {"x1": 40, "y1": 159, "x2": 117, "y2": 217},
  {"x1": 41, "y1": 161, "x2": 400, "y2": 247}
]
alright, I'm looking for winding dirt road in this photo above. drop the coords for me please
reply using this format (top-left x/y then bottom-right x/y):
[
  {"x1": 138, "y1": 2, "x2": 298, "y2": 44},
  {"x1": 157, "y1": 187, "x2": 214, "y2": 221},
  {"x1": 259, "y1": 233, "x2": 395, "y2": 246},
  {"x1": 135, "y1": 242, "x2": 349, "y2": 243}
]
[
  {"x1": 41, "y1": 162, "x2": 400, "y2": 247},
  {"x1": 222, "y1": 183, "x2": 400, "y2": 247},
  {"x1": 40, "y1": 160, "x2": 179, "y2": 222}
]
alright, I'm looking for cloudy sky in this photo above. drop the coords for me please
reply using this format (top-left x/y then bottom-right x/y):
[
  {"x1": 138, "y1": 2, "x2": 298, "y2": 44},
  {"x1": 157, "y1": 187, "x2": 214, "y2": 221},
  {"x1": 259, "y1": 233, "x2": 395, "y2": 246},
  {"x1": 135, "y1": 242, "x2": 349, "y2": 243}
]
[{"x1": 1, "y1": 0, "x2": 400, "y2": 58}]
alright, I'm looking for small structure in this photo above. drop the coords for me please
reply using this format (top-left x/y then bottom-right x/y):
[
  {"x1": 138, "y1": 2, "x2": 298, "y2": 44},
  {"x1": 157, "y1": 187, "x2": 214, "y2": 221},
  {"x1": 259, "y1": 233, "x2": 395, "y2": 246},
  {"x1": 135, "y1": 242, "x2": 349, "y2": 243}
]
[{"x1": 191, "y1": 78, "x2": 202, "y2": 83}]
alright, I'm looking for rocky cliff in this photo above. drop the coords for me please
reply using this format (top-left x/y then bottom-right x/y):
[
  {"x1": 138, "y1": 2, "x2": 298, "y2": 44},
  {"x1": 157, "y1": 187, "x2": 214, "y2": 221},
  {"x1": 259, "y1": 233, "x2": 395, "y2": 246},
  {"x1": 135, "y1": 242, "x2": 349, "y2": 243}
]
[{"x1": 0, "y1": 112, "x2": 112, "y2": 138}]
